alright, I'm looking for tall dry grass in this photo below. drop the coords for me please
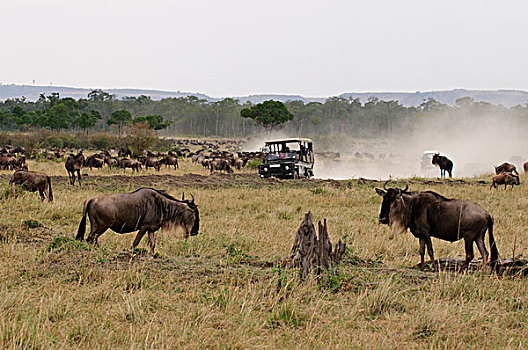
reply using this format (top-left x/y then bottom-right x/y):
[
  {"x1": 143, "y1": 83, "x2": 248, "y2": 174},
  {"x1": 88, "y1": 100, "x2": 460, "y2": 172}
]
[{"x1": 0, "y1": 160, "x2": 528, "y2": 348}]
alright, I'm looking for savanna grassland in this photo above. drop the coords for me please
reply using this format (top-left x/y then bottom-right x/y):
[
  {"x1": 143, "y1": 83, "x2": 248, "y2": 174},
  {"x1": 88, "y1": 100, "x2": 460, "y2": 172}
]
[{"x1": 1, "y1": 158, "x2": 528, "y2": 349}]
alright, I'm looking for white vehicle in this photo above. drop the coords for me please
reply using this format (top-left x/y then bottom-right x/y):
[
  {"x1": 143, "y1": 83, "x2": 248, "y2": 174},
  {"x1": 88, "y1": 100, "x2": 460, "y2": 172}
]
[{"x1": 421, "y1": 150, "x2": 439, "y2": 175}]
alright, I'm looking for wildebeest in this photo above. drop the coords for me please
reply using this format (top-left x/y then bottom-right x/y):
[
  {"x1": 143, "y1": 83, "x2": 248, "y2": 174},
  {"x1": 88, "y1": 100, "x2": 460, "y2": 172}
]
[
  {"x1": 120, "y1": 158, "x2": 142, "y2": 172},
  {"x1": 143, "y1": 157, "x2": 161, "y2": 171},
  {"x1": 65, "y1": 151, "x2": 85, "y2": 186},
  {"x1": 490, "y1": 172, "x2": 520, "y2": 190},
  {"x1": 495, "y1": 162, "x2": 518, "y2": 176},
  {"x1": 524, "y1": 161, "x2": 528, "y2": 173},
  {"x1": 118, "y1": 147, "x2": 132, "y2": 158},
  {"x1": 210, "y1": 159, "x2": 233, "y2": 174},
  {"x1": 375, "y1": 181, "x2": 498, "y2": 270},
  {"x1": 9, "y1": 170, "x2": 53, "y2": 202},
  {"x1": 84, "y1": 155, "x2": 104, "y2": 170},
  {"x1": 432, "y1": 153, "x2": 453, "y2": 178},
  {"x1": 160, "y1": 156, "x2": 179, "y2": 169},
  {"x1": 75, "y1": 188, "x2": 200, "y2": 254}
]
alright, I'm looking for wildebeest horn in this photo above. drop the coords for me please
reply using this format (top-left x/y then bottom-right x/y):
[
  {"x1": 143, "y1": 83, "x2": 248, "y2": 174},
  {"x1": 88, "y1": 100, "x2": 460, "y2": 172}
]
[
  {"x1": 383, "y1": 180, "x2": 390, "y2": 190},
  {"x1": 182, "y1": 192, "x2": 185, "y2": 200},
  {"x1": 190, "y1": 194, "x2": 195, "y2": 205},
  {"x1": 402, "y1": 180, "x2": 409, "y2": 192}
]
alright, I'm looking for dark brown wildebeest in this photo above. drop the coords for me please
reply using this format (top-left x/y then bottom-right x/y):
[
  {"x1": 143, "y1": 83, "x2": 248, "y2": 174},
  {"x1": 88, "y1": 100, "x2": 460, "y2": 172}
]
[
  {"x1": 9, "y1": 170, "x2": 53, "y2": 202},
  {"x1": 495, "y1": 162, "x2": 518, "y2": 176},
  {"x1": 432, "y1": 153, "x2": 453, "y2": 178},
  {"x1": 210, "y1": 159, "x2": 233, "y2": 174},
  {"x1": 84, "y1": 155, "x2": 104, "y2": 170},
  {"x1": 75, "y1": 188, "x2": 200, "y2": 254},
  {"x1": 143, "y1": 157, "x2": 161, "y2": 171},
  {"x1": 160, "y1": 156, "x2": 179, "y2": 169},
  {"x1": 524, "y1": 161, "x2": 528, "y2": 173},
  {"x1": 118, "y1": 147, "x2": 132, "y2": 158},
  {"x1": 65, "y1": 151, "x2": 84, "y2": 186},
  {"x1": 104, "y1": 156, "x2": 118, "y2": 168},
  {"x1": 375, "y1": 181, "x2": 498, "y2": 270},
  {"x1": 490, "y1": 172, "x2": 520, "y2": 190},
  {"x1": 120, "y1": 158, "x2": 142, "y2": 172}
]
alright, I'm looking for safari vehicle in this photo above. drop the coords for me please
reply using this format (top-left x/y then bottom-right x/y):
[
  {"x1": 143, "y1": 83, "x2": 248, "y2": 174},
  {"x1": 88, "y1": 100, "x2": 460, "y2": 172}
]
[
  {"x1": 421, "y1": 150, "x2": 439, "y2": 175},
  {"x1": 259, "y1": 138, "x2": 314, "y2": 179}
]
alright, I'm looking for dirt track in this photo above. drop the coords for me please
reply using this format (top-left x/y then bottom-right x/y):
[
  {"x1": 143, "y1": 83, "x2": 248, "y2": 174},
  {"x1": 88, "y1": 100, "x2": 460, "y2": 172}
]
[{"x1": 0, "y1": 172, "x2": 489, "y2": 190}]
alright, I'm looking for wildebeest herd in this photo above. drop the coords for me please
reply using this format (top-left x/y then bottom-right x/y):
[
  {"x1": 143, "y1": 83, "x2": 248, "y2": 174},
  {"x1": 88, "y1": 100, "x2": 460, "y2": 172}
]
[{"x1": 2, "y1": 143, "x2": 528, "y2": 270}]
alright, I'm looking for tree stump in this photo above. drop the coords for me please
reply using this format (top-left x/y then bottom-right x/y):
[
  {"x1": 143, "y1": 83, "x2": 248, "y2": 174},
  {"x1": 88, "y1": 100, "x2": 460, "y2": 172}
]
[{"x1": 287, "y1": 211, "x2": 346, "y2": 278}]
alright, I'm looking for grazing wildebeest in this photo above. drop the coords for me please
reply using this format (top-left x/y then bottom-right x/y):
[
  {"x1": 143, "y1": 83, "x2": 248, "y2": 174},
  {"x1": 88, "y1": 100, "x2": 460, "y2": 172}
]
[
  {"x1": 120, "y1": 158, "x2": 142, "y2": 172},
  {"x1": 144, "y1": 157, "x2": 161, "y2": 171},
  {"x1": 432, "y1": 153, "x2": 453, "y2": 178},
  {"x1": 495, "y1": 162, "x2": 518, "y2": 176},
  {"x1": 84, "y1": 155, "x2": 104, "y2": 170},
  {"x1": 65, "y1": 151, "x2": 84, "y2": 186},
  {"x1": 75, "y1": 188, "x2": 200, "y2": 254},
  {"x1": 160, "y1": 156, "x2": 179, "y2": 169},
  {"x1": 490, "y1": 172, "x2": 520, "y2": 190},
  {"x1": 104, "y1": 156, "x2": 118, "y2": 168},
  {"x1": 210, "y1": 159, "x2": 233, "y2": 174},
  {"x1": 375, "y1": 181, "x2": 498, "y2": 270},
  {"x1": 9, "y1": 170, "x2": 53, "y2": 202}
]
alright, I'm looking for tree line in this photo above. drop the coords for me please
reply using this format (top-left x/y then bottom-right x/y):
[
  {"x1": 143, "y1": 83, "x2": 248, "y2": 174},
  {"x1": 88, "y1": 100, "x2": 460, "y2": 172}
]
[{"x1": 1, "y1": 89, "x2": 527, "y2": 138}]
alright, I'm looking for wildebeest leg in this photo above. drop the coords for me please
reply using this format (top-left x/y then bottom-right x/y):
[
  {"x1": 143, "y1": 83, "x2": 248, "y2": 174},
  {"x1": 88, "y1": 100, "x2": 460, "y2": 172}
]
[
  {"x1": 147, "y1": 231, "x2": 156, "y2": 254},
  {"x1": 425, "y1": 236, "x2": 436, "y2": 267},
  {"x1": 462, "y1": 237, "x2": 475, "y2": 270},
  {"x1": 475, "y1": 235, "x2": 489, "y2": 266},
  {"x1": 87, "y1": 226, "x2": 107, "y2": 246},
  {"x1": 132, "y1": 228, "x2": 148, "y2": 249},
  {"x1": 419, "y1": 238, "x2": 426, "y2": 270},
  {"x1": 76, "y1": 169, "x2": 82, "y2": 186},
  {"x1": 38, "y1": 188, "x2": 45, "y2": 201}
]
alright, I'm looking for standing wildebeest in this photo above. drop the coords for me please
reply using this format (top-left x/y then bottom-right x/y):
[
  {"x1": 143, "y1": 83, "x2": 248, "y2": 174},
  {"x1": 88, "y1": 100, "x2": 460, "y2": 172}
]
[
  {"x1": 523, "y1": 161, "x2": 528, "y2": 174},
  {"x1": 160, "y1": 156, "x2": 179, "y2": 169},
  {"x1": 84, "y1": 155, "x2": 104, "y2": 170},
  {"x1": 210, "y1": 159, "x2": 234, "y2": 174},
  {"x1": 490, "y1": 172, "x2": 520, "y2": 190},
  {"x1": 10, "y1": 170, "x2": 53, "y2": 202},
  {"x1": 120, "y1": 158, "x2": 142, "y2": 172},
  {"x1": 75, "y1": 188, "x2": 200, "y2": 254},
  {"x1": 143, "y1": 157, "x2": 161, "y2": 171},
  {"x1": 432, "y1": 153, "x2": 453, "y2": 178},
  {"x1": 65, "y1": 151, "x2": 84, "y2": 186},
  {"x1": 118, "y1": 147, "x2": 132, "y2": 158},
  {"x1": 375, "y1": 181, "x2": 498, "y2": 270},
  {"x1": 495, "y1": 162, "x2": 519, "y2": 176}
]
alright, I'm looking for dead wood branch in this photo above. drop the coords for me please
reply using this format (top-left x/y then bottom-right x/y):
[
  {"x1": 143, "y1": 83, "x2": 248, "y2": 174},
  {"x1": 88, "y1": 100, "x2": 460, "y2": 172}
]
[{"x1": 287, "y1": 211, "x2": 346, "y2": 278}]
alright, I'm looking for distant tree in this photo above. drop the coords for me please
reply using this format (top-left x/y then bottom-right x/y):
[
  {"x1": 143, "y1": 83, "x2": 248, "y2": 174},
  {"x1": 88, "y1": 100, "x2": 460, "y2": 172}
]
[
  {"x1": 132, "y1": 114, "x2": 170, "y2": 131},
  {"x1": 126, "y1": 121, "x2": 158, "y2": 157},
  {"x1": 240, "y1": 100, "x2": 294, "y2": 131},
  {"x1": 88, "y1": 89, "x2": 115, "y2": 102},
  {"x1": 107, "y1": 109, "x2": 132, "y2": 137},
  {"x1": 75, "y1": 109, "x2": 102, "y2": 134}
]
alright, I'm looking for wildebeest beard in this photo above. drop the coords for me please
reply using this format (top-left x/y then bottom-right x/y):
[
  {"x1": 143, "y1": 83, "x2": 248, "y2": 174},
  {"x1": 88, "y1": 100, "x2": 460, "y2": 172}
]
[{"x1": 388, "y1": 196, "x2": 410, "y2": 235}]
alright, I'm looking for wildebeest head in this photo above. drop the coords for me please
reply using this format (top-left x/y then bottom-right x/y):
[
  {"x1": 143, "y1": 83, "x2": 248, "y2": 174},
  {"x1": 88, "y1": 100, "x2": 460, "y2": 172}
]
[
  {"x1": 182, "y1": 193, "x2": 200, "y2": 236},
  {"x1": 375, "y1": 180, "x2": 410, "y2": 233},
  {"x1": 432, "y1": 153, "x2": 439, "y2": 166}
]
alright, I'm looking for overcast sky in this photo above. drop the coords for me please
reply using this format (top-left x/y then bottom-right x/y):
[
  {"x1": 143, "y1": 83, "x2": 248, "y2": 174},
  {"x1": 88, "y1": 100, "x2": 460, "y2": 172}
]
[{"x1": 1, "y1": 0, "x2": 527, "y2": 97}]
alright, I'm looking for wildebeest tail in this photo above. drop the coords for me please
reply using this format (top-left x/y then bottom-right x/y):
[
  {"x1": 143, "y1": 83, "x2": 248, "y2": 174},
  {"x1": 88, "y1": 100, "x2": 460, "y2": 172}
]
[
  {"x1": 47, "y1": 176, "x2": 53, "y2": 202},
  {"x1": 76, "y1": 199, "x2": 91, "y2": 241},
  {"x1": 488, "y1": 216, "x2": 499, "y2": 269}
]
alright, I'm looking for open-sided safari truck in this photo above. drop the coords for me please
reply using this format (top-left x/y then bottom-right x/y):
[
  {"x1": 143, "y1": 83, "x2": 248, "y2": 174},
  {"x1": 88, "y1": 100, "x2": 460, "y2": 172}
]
[{"x1": 259, "y1": 138, "x2": 314, "y2": 179}]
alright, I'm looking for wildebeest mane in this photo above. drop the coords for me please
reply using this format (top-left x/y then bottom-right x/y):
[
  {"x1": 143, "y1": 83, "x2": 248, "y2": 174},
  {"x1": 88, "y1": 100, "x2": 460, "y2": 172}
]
[
  {"x1": 423, "y1": 190, "x2": 450, "y2": 201},
  {"x1": 130, "y1": 187, "x2": 179, "y2": 201}
]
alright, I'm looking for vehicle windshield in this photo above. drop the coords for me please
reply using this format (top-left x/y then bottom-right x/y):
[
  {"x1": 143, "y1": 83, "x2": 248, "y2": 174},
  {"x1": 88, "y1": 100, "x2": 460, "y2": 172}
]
[{"x1": 265, "y1": 140, "x2": 313, "y2": 163}]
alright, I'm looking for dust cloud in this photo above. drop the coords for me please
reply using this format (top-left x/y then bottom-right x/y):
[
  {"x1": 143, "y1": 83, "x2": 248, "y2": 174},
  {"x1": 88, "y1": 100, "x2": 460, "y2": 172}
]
[{"x1": 242, "y1": 112, "x2": 528, "y2": 180}]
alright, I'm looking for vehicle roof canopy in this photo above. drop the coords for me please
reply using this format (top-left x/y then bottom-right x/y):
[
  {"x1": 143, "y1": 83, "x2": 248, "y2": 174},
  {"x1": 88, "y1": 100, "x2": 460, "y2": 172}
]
[{"x1": 265, "y1": 138, "x2": 312, "y2": 145}]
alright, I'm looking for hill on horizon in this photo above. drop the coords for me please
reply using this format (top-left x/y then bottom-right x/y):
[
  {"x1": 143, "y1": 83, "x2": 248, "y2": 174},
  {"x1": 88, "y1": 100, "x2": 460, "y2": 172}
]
[{"x1": 1, "y1": 84, "x2": 528, "y2": 107}]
